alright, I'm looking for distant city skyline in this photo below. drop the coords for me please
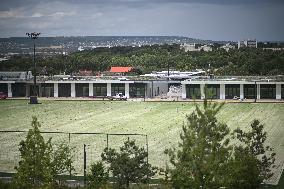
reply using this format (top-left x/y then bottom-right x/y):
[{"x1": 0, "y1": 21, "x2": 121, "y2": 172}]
[{"x1": 0, "y1": 0, "x2": 284, "y2": 41}]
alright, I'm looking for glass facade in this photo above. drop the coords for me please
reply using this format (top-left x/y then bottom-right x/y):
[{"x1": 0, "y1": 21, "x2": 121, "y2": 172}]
[
  {"x1": 225, "y1": 84, "x2": 240, "y2": 99},
  {"x1": 58, "y1": 83, "x2": 71, "y2": 97},
  {"x1": 5, "y1": 81, "x2": 284, "y2": 99},
  {"x1": 29, "y1": 85, "x2": 40, "y2": 96},
  {"x1": 111, "y1": 83, "x2": 125, "y2": 96},
  {"x1": 12, "y1": 83, "x2": 26, "y2": 97},
  {"x1": 0, "y1": 83, "x2": 8, "y2": 94},
  {"x1": 130, "y1": 83, "x2": 145, "y2": 98},
  {"x1": 282, "y1": 85, "x2": 284, "y2": 99},
  {"x1": 76, "y1": 83, "x2": 89, "y2": 97},
  {"x1": 206, "y1": 84, "x2": 220, "y2": 99},
  {"x1": 93, "y1": 83, "x2": 107, "y2": 96},
  {"x1": 260, "y1": 84, "x2": 276, "y2": 99},
  {"x1": 41, "y1": 83, "x2": 54, "y2": 97},
  {"x1": 186, "y1": 84, "x2": 201, "y2": 99},
  {"x1": 244, "y1": 84, "x2": 256, "y2": 99}
]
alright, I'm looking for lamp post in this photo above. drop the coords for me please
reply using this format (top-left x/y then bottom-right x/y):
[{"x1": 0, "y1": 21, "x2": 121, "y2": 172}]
[{"x1": 26, "y1": 32, "x2": 40, "y2": 104}]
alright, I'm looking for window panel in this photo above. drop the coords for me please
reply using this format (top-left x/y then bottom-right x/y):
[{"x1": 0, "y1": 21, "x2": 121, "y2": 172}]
[
  {"x1": 225, "y1": 84, "x2": 240, "y2": 99},
  {"x1": 130, "y1": 83, "x2": 145, "y2": 98},
  {"x1": 260, "y1": 84, "x2": 276, "y2": 99},
  {"x1": 206, "y1": 84, "x2": 220, "y2": 99},
  {"x1": 244, "y1": 84, "x2": 256, "y2": 99},
  {"x1": 186, "y1": 84, "x2": 201, "y2": 99},
  {"x1": 111, "y1": 84, "x2": 125, "y2": 96},
  {"x1": 94, "y1": 84, "x2": 107, "y2": 96}
]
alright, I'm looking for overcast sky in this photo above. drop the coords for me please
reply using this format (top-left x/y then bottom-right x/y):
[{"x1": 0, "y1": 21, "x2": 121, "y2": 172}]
[{"x1": 0, "y1": 0, "x2": 284, "y2": 41}]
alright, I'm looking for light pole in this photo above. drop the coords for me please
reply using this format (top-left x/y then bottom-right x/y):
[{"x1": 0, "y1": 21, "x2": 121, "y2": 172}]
[{"x1": 26, "y1": 32, "x2": 40, "y2": 104}]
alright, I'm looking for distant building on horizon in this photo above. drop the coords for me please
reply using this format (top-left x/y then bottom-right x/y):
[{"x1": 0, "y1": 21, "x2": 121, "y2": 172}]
[
  {"x1": 220, "y1": 43, "x2": 235, "y2": 52},
  {"x1": 180, "y1": 43, "x2": 212, "y2": 52},
  {"x1": 238, "y1": 39, "x2": 257, "y2": 49}
]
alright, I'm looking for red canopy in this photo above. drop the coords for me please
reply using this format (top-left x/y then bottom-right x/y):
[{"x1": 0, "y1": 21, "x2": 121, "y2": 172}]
[{"x1": 110, "y1": 67, "x2": 133, "y2": 73}]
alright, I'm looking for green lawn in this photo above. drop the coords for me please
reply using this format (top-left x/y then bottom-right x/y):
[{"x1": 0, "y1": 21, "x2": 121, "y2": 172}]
[{"x1": 0, "y1": 100, "x2": 283, "y2": 185}]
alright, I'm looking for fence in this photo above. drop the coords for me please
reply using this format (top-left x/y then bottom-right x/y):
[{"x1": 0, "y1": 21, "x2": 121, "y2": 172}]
[{"x1": 0, "y1": 130, "x2": 148, "y2": 179}]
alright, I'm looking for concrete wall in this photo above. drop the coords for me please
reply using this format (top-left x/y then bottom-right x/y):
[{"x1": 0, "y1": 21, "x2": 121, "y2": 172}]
[
  {"x1": 200, "y1": 84, "x2": 205, "y2": 99},
  {"x1": 257, "y1": 84, "x2": 260, "y2": 99},
  {"x1": 89, "y1": 83, "x2": 93, "y2": 97},
  {"x1": 54, "y1": 83, "x2": 58, "y2": 97},
  {"x1": 71, "y1": 83, "x2": 75, "y2": 97},
  {"x1": 125, "y1": 83, "x2": 130, "y2": 98},
  {"x1": 240, "y1": 84, "x2": 244, "y2": 99},
  {"x1": 8, "y1": 83, "x2": 12, "y2": 97},
  {"x1": 182, "y1": 84, "x2": 186, "y2": 99},
  {"x1": 146, "y1": 81, "x2": 169, "y2": 98},
  {"x1": 146, "y1": 83, "x2": 152, "y2": 98},
  {"x1": 154, "y1": 82, "x2": 168, "y2": 96},
  {"x1": 220, "y1": 84, "x2": 225, "y2": 100},
  {"x1": 107, "y1": 83, "x2": 111, "y2": 96},
  {"x1": 276, "y1": 84, "x2": 281, "y2": 100}
]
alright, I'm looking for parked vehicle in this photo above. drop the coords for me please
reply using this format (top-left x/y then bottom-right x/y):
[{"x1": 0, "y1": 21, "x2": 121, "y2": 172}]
[
  {"x1": 107, "y1": 93, "x2": 127, "y2": 101},
  {"x1": 233, "y1": 96, "x2": 240, "y2": 100},
  {"x1": 0, "y1": 92, "x2": 7, "y2": 99}
]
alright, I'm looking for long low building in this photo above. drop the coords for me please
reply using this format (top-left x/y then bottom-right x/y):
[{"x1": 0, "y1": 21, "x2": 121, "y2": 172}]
[
  {"x1": 0, "y1": 75, "x2": 178, "y2": 98},
  {"x1": 0, "y1": 74, "x2": 284, "y2": 100},
  {"x1": 181, "y1": 76, "x2": 284, "y2": 100}
]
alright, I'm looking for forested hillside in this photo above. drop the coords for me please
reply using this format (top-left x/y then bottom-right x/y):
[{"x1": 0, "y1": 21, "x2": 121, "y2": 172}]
[{"x1": 1, "y1": 44, "x2": 284, "y2": 76}]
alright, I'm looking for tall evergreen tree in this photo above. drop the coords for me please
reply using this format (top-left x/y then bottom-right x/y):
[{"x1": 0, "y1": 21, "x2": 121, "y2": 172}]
[
  {"x1": 165, "y1": 99, "x2": 231, "y2": 189},
  {"x1": 101, "y1": 139, "x2": 156, "y2": 188},
  {"x1": 14, "y1": 117, "x2": 73, "y2": 189},
  {"x1": 227, "y1": 120, "x2": 276, "y2": 189}
]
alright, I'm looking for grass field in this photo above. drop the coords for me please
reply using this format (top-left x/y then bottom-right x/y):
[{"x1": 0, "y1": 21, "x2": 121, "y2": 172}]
[{"x1": 0, "y1": 100, "x2": 283, "y2": 185}]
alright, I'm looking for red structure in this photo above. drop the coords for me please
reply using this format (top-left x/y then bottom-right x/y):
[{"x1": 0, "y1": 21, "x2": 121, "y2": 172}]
[{"x1": 110, "y1": 67, "x2": 133, "y2": 73}]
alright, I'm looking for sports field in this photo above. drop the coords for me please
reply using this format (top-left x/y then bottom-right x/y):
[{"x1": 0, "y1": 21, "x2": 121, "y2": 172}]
[{"x1": 0, "y1": 100, "x2": 283, "y2": 184}]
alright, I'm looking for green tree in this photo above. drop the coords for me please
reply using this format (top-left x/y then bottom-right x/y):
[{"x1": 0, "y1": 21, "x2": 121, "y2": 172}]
[
  {"x1": 227, "y1": 120, "x2": 276, "y2": 189},
  {"x1": 14, "y1": 117, "x2": 74, "y2": 189},
  {"x1": 87, "y1": 161, "x2": 109, "y2": 189},
  {"x1": 165, "y1": 99, "x2": 231, "y2": 189},
  {"x1": 2, "y1": 45, "x2": 284, "y2": 76},
  {"x1": 101, "y1": 140, "x2": 157, "y2": 188}
]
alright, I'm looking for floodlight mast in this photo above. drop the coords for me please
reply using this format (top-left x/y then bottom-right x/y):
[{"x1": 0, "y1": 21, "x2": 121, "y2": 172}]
[{"x1": 26, "y1": 32, "x2": 40, "y2": 97}]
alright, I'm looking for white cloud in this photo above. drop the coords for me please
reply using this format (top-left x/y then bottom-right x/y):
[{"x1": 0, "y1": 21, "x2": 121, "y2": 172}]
[
  {"x1": 31, "y1": 13, "x2": 44, "y2": 18},
  {"x1": 0, "y1": 9, "x2": 24, "y2": 18},
  {"x1": 50, "y1": 11, "x2": 76, "y2": 17}
]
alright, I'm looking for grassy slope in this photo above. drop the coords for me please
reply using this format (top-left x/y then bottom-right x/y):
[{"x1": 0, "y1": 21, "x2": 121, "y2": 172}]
[{"x1": 0, "y1": 100, "x2": 283, "y2": 183}]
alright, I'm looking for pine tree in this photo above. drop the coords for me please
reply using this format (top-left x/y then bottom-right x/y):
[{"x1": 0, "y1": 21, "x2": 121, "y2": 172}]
[
  {"x1": 87, "y1": 161, "x2": 109, "y2": 189},
  {"x1": 228, "y1": 120, "x2": 276, "y2": 189},
  {"x1": 14, "y1": 117, "x2": 73, "y2": 189},
  {"x1": 165, "y1": 99, "x2": 231, "y2": 189},
  {"x1": 101, "y1": 139, "x2": 157, "y2": 188}
]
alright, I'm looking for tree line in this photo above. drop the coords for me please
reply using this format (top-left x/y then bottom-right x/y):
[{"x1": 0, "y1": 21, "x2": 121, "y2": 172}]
[
  {"x1": 0, "y1": 98, "x2": 276, "y2": 189},
  {"x1": 1, "y1": 44, "x2": 284, "y2": 76}
]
